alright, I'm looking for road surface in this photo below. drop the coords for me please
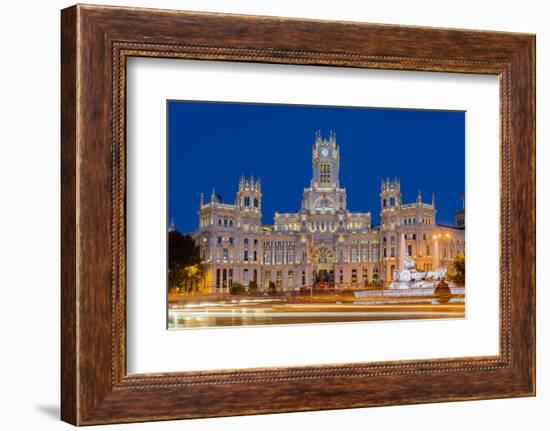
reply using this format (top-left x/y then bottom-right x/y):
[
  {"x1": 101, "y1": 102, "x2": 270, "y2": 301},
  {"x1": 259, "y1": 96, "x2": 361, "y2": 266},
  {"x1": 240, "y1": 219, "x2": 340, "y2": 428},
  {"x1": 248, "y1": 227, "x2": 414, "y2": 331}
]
[{"x1": 168, "y1": 294, "x2": 465, "y2": 328}]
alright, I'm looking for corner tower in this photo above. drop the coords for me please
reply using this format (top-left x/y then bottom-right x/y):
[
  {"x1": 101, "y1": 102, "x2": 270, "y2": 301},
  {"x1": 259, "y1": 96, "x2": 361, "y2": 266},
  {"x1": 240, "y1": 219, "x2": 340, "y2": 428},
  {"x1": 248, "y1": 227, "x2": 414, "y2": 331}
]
[
  {"x1": 236, "y1": 175, "x2": 262, "y2": 217},
  {"x1": 380, "y1": 178, "x2": 402, "y2": 213}
]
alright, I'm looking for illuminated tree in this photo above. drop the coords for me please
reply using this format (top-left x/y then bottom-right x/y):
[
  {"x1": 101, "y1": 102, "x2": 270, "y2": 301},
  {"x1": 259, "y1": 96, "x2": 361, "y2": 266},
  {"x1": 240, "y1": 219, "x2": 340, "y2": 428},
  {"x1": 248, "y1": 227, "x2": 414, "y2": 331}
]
[
  {"x1": 447, "y1": 253, "x2": 465, "y2": 286},
  {"x1": 168, "y1": 230, "x2": 205, "y2": 294}
]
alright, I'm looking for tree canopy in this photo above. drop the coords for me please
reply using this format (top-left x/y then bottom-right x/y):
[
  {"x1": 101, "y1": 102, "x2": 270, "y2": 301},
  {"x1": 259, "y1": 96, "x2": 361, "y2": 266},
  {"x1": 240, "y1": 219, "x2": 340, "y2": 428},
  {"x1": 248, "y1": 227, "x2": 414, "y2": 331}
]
[{"x1": 168, "y1": 230, "x2": 201, "y2": 270}]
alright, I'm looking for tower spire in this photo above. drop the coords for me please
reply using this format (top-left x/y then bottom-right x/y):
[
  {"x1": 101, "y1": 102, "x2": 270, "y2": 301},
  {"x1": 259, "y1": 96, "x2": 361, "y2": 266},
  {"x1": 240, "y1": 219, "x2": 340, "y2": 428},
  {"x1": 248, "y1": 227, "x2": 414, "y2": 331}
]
[{"x1": 211, "y1": 188, "x2": 216, "y2": 203}]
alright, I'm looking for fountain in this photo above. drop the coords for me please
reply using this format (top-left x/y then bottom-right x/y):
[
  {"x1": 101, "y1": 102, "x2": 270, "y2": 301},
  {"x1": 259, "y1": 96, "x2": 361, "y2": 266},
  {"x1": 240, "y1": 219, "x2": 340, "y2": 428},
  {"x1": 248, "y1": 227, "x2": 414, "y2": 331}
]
[
  {"x1": 389, "y1": 257, "x2": 447, "y2": 290},
  {"x1": 353, "y1": 256, "x2": 464, "y2": 301}
]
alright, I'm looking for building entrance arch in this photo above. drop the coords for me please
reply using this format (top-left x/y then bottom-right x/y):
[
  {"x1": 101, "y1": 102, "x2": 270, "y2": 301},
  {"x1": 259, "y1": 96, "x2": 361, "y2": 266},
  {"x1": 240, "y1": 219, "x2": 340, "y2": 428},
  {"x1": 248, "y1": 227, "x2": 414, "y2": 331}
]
[{"x1": 313, "y1": 247, "x2": 335, "y2": 287}]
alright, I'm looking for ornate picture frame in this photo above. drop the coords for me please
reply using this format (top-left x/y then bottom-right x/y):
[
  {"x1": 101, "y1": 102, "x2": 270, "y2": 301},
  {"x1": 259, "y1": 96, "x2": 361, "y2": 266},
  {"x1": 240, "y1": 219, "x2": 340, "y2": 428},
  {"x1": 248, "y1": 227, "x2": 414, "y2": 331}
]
[{"x1": 61, "y1": 4, "x2": 535, "y2": 425}]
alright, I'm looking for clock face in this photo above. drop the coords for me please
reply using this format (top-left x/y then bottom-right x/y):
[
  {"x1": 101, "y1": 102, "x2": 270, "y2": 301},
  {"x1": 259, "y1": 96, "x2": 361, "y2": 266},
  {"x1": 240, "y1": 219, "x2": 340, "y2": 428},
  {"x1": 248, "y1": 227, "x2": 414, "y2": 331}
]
[{"x1": 321, "y1": 148, "x2": 329, "y2": 157}]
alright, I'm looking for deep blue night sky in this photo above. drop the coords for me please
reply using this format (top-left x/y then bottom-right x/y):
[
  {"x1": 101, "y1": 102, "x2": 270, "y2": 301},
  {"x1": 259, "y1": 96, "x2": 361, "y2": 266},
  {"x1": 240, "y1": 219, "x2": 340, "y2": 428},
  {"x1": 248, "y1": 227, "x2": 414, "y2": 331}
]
[{"x1": 168, "y1": 101, "x2": 465, "y2": 233}]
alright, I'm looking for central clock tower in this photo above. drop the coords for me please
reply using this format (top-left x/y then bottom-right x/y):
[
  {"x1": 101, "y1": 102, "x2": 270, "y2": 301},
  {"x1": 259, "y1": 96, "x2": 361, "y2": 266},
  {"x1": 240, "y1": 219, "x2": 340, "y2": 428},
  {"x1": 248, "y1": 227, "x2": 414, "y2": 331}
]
[{"x1": 311, "y1": 130, "x2": 340, "y2": 190}]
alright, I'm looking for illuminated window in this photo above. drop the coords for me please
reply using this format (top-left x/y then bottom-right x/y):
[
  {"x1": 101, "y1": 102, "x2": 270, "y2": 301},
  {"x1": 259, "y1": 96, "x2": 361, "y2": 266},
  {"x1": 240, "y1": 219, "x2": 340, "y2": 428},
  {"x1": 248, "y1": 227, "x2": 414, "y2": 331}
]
[
  {"x1": 276, "y1": 271, "x2": 283, "y2": 288},
  {"x1": 320, "y1": 162, "x2": 331, "y2": 183},
  {"x1": 287, "y1": 251, "x2": 295, "y2": 264}
]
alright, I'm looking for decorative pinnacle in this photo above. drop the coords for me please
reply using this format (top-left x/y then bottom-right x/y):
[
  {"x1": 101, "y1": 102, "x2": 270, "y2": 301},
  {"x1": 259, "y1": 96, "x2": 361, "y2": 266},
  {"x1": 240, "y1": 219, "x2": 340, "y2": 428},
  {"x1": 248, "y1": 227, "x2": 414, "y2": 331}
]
[
  {"x1": 168, "y1": 218, "x2": 176, "y2": 232},
  {"x1": 315, "y1": 130, "x2": 337, "y2": 146}
]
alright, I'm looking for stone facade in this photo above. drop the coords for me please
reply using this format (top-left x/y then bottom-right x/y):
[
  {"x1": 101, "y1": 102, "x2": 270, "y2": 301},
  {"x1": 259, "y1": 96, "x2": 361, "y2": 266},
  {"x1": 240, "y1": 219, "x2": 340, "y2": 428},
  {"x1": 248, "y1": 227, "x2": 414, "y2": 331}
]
[{"x1": 195, "y1": 132, "x2": 465, "y2": 292}]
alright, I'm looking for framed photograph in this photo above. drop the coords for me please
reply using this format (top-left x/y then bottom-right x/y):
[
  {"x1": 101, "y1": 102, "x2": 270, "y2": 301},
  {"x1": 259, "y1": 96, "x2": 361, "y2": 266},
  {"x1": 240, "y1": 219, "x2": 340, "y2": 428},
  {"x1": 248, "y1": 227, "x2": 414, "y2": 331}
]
[
  {"x1": 61, "y1": 4, "x2": 535, "y2": 425},
  {"x1": 166, "y1": 101, "x2": 466, "y2": 330}
]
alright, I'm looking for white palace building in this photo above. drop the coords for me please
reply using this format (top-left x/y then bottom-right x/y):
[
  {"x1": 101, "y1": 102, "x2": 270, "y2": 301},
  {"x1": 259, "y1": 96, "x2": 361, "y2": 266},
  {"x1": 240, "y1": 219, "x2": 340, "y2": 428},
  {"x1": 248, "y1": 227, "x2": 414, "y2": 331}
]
[{"x1": 195, "y1": 131, "x2": 465, "y2": 292}]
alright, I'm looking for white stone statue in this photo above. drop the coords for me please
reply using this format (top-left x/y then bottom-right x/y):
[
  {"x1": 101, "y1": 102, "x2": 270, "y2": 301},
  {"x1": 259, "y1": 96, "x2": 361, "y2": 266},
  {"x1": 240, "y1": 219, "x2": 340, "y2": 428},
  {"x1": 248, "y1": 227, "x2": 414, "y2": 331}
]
[{"x1": 389, "y1": 257, "x2": 448, "y2": 290}]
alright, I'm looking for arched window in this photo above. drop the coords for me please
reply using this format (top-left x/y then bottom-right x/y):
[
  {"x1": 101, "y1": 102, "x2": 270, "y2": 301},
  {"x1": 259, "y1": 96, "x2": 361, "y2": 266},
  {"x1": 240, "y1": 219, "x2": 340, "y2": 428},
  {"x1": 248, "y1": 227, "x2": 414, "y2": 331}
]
[
  {"x1": 315, "y1": 198, "x2": 333, "y2": 211},
  {"x1": 314, "y1": 247, "x2": 334, "y2": 264}
]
